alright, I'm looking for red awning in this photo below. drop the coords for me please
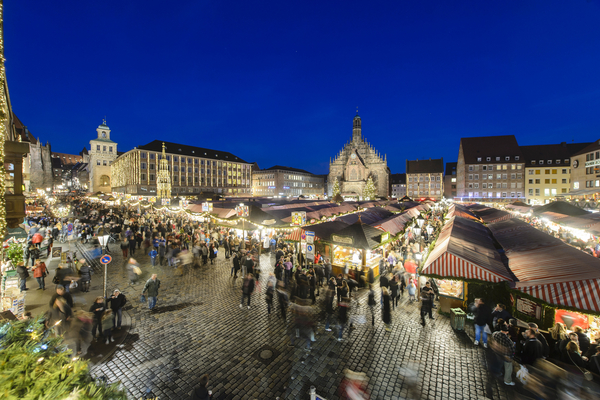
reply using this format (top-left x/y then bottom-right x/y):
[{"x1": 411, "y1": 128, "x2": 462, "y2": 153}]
[{"x1": 284, "y1": 228, "x2": 320, "y2": 242}]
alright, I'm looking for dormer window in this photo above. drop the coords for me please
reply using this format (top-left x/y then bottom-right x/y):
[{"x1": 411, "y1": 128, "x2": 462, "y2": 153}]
[
  {"x1": 556, "y1": 159, "x2": 561, "y2": 164},
  {"x1": 531, "y1": 160, "x2": 536, "y2": 165},
  {"x1": 486, "y1": 157, "x2": 491, "y2": 161},
  {"x1": 564, "y1": 159, "x2": 569, "y2": 163},
  {"x1": 496, "y1": 157, "x2": 500, "y2": 161},
  {"x1": 505, "y1": 156, "x2": 510, "y2": 161},
  {"x1": 515, "y1": 156, "x2": 520, "y2": 161},
  {"x1": 477, "y1": 157, "x2": 482, "y2": 162},
  {"x1": 539, "y1": 160, "x2": 544, "y2": 165}
]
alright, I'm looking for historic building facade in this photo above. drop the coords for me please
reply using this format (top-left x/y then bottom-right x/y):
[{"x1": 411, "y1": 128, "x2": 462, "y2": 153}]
[
  {"x1": 111, "y1": 140, "x2": 252, "y2": 197},
  {"x1": 88, "y1": 121, "x2": 118, "y2": 193},
  {"x1": 252, "y1": 165, "x2": 325, "y2": 198},
  {"x1": 328, "y1": 114, "x2": 389, "y2": 198},
  {"x1": 406, "y1": 158, "x2": 444, "y2": 200}
]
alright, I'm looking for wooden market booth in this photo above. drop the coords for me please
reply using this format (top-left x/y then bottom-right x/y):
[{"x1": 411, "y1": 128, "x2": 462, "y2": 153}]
[{"x1": 421, "y1": 215, "x2": 514, "y2": 313}]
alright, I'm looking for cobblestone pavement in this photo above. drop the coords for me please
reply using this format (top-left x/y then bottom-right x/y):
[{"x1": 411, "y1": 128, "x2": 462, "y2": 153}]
[{"x1": 89, "y1": 244, "x2": 509, "y2": 400}]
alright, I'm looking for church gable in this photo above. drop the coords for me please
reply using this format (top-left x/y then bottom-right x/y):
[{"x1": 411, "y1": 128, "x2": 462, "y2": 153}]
[{"x1": 344, "y1": 150, "x2": 367, "y2": 182}]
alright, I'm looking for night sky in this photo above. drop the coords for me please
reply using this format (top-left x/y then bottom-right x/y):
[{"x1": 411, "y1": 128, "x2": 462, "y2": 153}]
[{"x1": 5, "y1": 1, "x2": 600, "y2": 174}]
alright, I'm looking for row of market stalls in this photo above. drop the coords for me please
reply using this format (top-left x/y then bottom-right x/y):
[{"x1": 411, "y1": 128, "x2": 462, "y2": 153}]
[
  {"x1": 422, "y1": 203, "x2": 600, "y2": 332},
  {"x1": 183, "y1": 198, "x2": 439, "y2": 277}
]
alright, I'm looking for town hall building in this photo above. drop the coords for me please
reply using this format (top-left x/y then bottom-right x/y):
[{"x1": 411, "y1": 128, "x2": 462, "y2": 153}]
[{"x1": 328, "y1": 114, "x2": 389, "y2": 198}]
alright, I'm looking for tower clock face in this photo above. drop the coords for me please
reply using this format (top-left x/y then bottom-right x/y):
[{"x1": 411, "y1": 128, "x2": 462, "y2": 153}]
[{"x1": 351, "y1": 153, "x2": 356, "y2": 159}]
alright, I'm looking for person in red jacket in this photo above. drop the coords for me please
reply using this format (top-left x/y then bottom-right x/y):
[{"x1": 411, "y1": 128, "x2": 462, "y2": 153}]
[{"x1": 32, "y1": 259, "x2": 47, "y2": 290}]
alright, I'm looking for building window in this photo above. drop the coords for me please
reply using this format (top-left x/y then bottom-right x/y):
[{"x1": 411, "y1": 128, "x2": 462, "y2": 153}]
[
  {"x1": 535, "y1": 179, "x2": 540, "y2": 184},
  {"x1": 515, "y1": 156, "x2": 520, "y2": 161},
  {"x1": 468, "y1": 166, "x2": 473, "y2": 171},
  {"x1": 496, "y1": 157, "x2": 500, "y2": 161},
  {"x1": 149, "y1": 164, "x2": 155, "y2": 170},
  {"x1": 96, "y1": 160, "x2": 101, "y2": 166},
  {"x1": 150, "y1": 153, "x2": 155, "y2": 160},
  {"x1": 103, "y1": 146, "x2": 106, "y2": 152},
  {"x1": 539, "y1": 160, "x2": 544, "y2": 165},
  {"x1": 562, "y1": 179, "x2": 567, "y2": 184},
  {"x1": 141, "y1": 162, "x2": 147, "y2": 169},
  {"x1": 556, "y1": 159, "x2": 561, "y2": 164},
  {"x1": 103, "y1": 160, "x2": 107, "y2": 166},
  {"x1": 488, "y1": 183, "x2": 493, "y2": 188},
  {"x1": 109, "y1": 146, "x2": 113, "y2": 153},
  {"x1": 505, "y1": 156, "x2": 510, "y2": 161},
  {"x1": 486, "y1": 157, "x2": 491, "y2": 161},
  {"x1": 174, "y1": 166, "x2": 179, "y2": 172},
  {"x1": 529, "y1": 189, "x2": 533, "y2": 195},
  {"x1": 477, "y1": 157, "x2": 482, "y2": 162},
  {"x1": 528, "y1": 179, "x2": 533, "y2": 184},
  {"x1": 531, "y1": 160, "x2": 536, "y2": 165},
  {"x1": 141, "y1": 173, "x2": 146, "y2": 181},
  {"x1": 150, "y1": 174, "x2": 155, "y2": 181},
  {"x1": 545, "y1": 179, "x2": 550, "y2": 184},
  {"x1": 141, "y1": 152, "x2": 147, "y2": 159}
]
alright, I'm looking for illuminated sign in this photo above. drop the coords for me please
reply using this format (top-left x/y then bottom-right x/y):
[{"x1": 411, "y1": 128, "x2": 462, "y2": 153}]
[{"x1": 332, "y1": 234, "x2": 353, "y2": 245}]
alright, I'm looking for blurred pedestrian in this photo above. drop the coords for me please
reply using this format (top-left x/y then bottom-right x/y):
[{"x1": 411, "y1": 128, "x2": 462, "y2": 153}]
[
  {"x1": 239, "y1": 273, "x2": 255, "y2": 309},
  {"x1": 78, "y1": 260, "x2": 93, "y2": 293},
  {"x1": 89, "y1": 296, "x2": 105, "y2": 341},
  {"x1": 32, "y1": 259, "x2": 47, "y2": 290},
  {"x1": 142, "y1": 273, "x2": 161, "y2": 310},
  {"x1": 337, "y1": 297, "x2": 350, "y2": 342},
  {"x1": 101, "y1": 309, "x2": 115, "y2": 344},
  {"x1": 382, "y1": 287, "x2": 392, "y2": 332},
  {"x1": 266, "y1": 281, "x2": 274, "y2": 316}
]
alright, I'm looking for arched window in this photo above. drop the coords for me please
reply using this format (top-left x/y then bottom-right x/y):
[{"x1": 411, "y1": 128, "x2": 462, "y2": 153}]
[{"x1": 100, "y1": 175, "x2": 110, "y2": 186}]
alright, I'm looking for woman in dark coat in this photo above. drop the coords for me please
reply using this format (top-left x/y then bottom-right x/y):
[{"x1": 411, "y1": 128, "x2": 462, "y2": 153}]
[
  {"x1": 78, "y1": 262, "x2": 93, "y2": 292},
  {"x1": 208, "y1": 243, "x2": 217, "y2": 264},
  {"x1": 389, "y1": 276, "x2": 399, "y2": 310},
  {"x1": 382, "y1": 287, "x2": 392, "y2": 332}
]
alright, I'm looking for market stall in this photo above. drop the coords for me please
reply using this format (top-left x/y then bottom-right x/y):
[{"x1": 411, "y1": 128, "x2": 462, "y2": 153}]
[
  {"x1": 324, "y1": 219, "x2": 387, "y2": 278},
  {"x1": 421, "y1": 215, "x2": 513, "y2": 313},
  {"x1": 489, "y1": 218, "x2": 600, "y2": 322}
]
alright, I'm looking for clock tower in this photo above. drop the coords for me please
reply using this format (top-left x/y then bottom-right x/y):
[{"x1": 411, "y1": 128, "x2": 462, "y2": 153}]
[{"x1": 88, "y1": 119, "x2": 118, "y2": 193}]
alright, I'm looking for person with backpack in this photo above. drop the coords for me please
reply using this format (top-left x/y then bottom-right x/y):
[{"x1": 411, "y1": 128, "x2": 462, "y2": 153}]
[
  {"x1": 239, "y1": 273, "x2": 255, "y2": 309},
  {"x1": 108, "y1": 289, "x2": 127, "y2": 329}
]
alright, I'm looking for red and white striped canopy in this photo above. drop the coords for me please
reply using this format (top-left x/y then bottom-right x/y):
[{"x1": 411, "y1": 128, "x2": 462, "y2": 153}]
[
  {"x1": 518, "y1": 279, "x2": 600, "y2": 313},
  {"x1": 422, "y1": 216, "x2": 513, "y2": 283},
  {"x1": 283, "y1": 228, "x2": 320, "y2": 242}
]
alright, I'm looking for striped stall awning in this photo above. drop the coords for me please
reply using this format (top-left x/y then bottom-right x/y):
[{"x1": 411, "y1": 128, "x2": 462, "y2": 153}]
[
  {"x1": 283, "y1": 228, "x2": 320, "y2": 242},
  {"x1": 422, "y1": 215, "x2": 513, "y2": 283},
  {"x1": 517, "y1": 279, "x2": 600, "y2": 313},
  {"x1": 425, "y1": 251, "x2": 513, "y2": 283}
]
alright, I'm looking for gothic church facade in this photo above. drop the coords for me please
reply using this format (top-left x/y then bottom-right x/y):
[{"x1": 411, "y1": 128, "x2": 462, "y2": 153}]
[{"x1": 328, "y1": 114, "x2": 389, "y2": 198}]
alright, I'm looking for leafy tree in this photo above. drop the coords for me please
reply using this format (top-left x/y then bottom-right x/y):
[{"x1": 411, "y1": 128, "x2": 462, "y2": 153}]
[
  {"x1": 362, "y1": 176, "x2": 377, "y2": 200},
  {"x1": 0, "y1": 317, "x2": 126, "y2": 399},
  {"x1": 4, "y1": 241, "x2": 24, "y2": 265}
]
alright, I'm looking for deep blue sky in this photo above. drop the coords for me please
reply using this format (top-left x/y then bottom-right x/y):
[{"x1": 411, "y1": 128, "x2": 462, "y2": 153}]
[{"x1": 6, "y1": 1, "x2": 600, "y2": 174}]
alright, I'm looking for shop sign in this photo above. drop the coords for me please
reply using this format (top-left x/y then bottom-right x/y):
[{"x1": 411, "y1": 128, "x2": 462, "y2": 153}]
[
  {"x1": 332, "y1": 234, "x2": 353, "y2": 245},
  {"x1": 235, "y1": 205, "x2": 249, "y2": 217},
  {"x1": 202, "y1": 202, "x2": 213, "y2": 212},
  {"x1": 51, "y1": 247, "x2": 62, "y2": 258},
  {"x1": 516, "y1": 296, "x2": 542, "y2": 319},
  {"x1": 149, "y1": 197, "x2": 157, "y2": 203},
  {"x1": 291, "y1": 211, "x2": 306, "y2": 226},
  {"x1": 380, "y1": 233, "x2": 390, "y2": 243},
  {"x1": 161, "y1": 198, "x2": 170, "y2": 206},
  {"x1": 585, "y1": 159, "x2": 600, "y2": 168},
  {"x1": 283, "y1": 186, "x2": 290, "y2": 189},
  {"x1": 306, "y1": 230, "x2": 315, "y2": 244}
]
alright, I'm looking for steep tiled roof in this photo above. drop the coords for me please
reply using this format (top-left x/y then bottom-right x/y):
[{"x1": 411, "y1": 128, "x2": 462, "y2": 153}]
[
  {"x1": 572, "y1": 139, "x2": 600, "y2": 157},
  {"x1": 263, "y1": 165, "x2": 315, "y2": 175},
  {"x1": 459, "y1": 135, "x2": 522, "y2": 164},
  {"x1": 520, "y1": 142, "x2": 591, "y2": 164},
  {"x1": 137, "y1": 140, "x2": 248, "y2": 163},
  {"x1": 406, "y1": 158, "x2": 444, "y2": 174}
]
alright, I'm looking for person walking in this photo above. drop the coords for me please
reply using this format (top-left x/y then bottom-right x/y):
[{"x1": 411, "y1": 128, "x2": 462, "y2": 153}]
[
  {"x1": 127, "y1": 258, "x2": 141, "y2": 285},
  {"x1": 32, "y1": 259, "x2": 47, "y2": 290},
  {"x1": 142, "y1": 274, "x2": 161, "y2": 310},
  {"x1": 120, "y1": 239, "x2": 129, "y2": 258},
  {"x1": 78, "y1": 261, "x2": 93, "y2": 293},
  {"x1": 337, "y1": 297, "x2": 350, "y2": 342},
  {"x1": 108, "y1": 289, "x2": 126, "y2": 329},
  {"x1": 266, "y1": 281, "x2": 274, "y2": 316},
  {"x1": 382, "y1": 287, "x2": 392, "y2": 332},
  {"x1": 240, "y1": 273, "x2": 255, "y2": 309},
  {"x1": 128, "y1": 235, "x2": 137, "y2": 256},
  {"x1": 101, "y1": 309, "x2": 115, "y2": 344},
  {"x1": 148, "y1": 247, "x2": 158, "y2": 267},
  {"x1": 277, "y1": 282, "x2": 289, "y2": 321},
  {"x1": 474, "y1": 298, "x2": 492, "y2": 348},
  {"x1": 491, "y1": 323, "x2": 515, "y2": 386},
  {"x1": 419, "y1": 289, "x2": 433, "y2": 327},
  {"x1": 16, "y1": 262, "x2": 29, "y2": 293},
  {"x1": 389, "y1": 275, "x2": 399, "y2": 310},
  {"x1": 521, "y1": 328, "x2": 543, "y2": 366}
]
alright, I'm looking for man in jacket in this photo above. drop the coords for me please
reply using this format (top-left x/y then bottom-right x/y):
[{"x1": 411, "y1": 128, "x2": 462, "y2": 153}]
[
  {"x1": 49, "y1": 285, "x2": 74, "y2": 308},
  {"x1": 108, "y1": 289, "x2": 127, "y2": 329},
  {"x1": 528, "y1": 323, "x2": 549, "y2": 359},
  {"x1": 491, "y1": 323, "x2": 515, "y2": 386},
  {"x1": 142, "y1": 274, "x2": 161, "y2": 310},
  {"x1": 474, "y1": 298, "x2": 492, "y2": 348},
  {"x1": 239, "y1": 273, "x2": 255, "y2": 309},
  {"x1": 78, "y1": 261, "x2": 93, "y2": 293},
  {"x1": 16, "y1": 262, "x2": 29, "y2": 292},
  {"x1": 521, "y1": 328, "x2": 543, "y2": 366}
]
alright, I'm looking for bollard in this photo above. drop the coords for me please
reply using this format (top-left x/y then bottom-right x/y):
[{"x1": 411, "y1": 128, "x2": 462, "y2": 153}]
[{"x1": 309, "y1": 386, "x2": 316, "y2": 400}]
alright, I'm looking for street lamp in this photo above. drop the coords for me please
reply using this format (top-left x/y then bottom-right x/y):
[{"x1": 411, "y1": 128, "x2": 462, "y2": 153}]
[
  {"x1": 412, "y1": 224, "x2": 422, "y2": 253},
  {"x1": 416, "y1": 214, "x2": 425, "y2": 228}
]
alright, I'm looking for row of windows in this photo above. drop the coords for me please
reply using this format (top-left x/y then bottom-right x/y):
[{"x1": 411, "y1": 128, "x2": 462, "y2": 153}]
[
  {"x1": 586, "y1": 152, "x2": 600, "y2": 162},
  {"x1": 408, "y1": 183, "x2": 441, "y2": 189},
  {"x1": 528, "y1": 188, "x2": 567, "y2": 196},
  {"x1": 528, "y1": 178, "x2": 568, "y2": 185},
  {"x1": 468, "y1": 164, "x2": 522, "y2": 171},
  {"x1": 467, "y1": 192, "x2": 523, "y2": 198},
  {"x1": 586, "y1": 167, "x2": 599, "y2": 175},
  {"x1": 139, "y1": 163, "x2": 248, "y2": 176},
  {"x1": 468, "y1": 173, "x2": 522, "y2": 180},
  {"x1": 95, "y1": 145, "x2": 114, "y2": 153},
  {"x1": 530, "y1": 159, "x2": 569, "y2": 165},
  {"x1": 527, "y1": 169, "x2": 568, "y2": 175},
  {"x1": 256, "y1": 174, "x2": 275, "y2": 180},
  {"x1": 139, "y1": 152, "x2": 250, "y2": 169},
  {"x1": 468, "y1": 182, "x2": 522, "y2": 189},
  {"x1": 96, "y1": 160, "x2": 112, "y2": 166},
  {"x1": 476, "y1": 156, "x2": 519, "y2": 162},
  {"x1": 586, "y1": 180, "x2": 600, "y2": 188},
  {"x1": 407, "y1": 176, "x2": 441, "y2": 182},
  {"x1": 407, "y1": 190, "x2": 441, "y2": 195},
  {"x1": 139, "y1": 173, "x2": 248, "y2": 186}
]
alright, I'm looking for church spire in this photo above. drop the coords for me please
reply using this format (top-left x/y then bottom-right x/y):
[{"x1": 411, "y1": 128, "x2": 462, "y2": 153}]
[{"x1": 352, "y1": 112, "x2": 361, "y2": 142}]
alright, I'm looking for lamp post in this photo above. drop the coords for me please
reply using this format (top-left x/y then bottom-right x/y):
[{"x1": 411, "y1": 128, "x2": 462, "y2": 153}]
[
  {"x1": 412, "y1": 224, "x2": 422, "y2": 253},
  {"x1": 426, "y1": 224, "x2": 434, "y2": 244}
]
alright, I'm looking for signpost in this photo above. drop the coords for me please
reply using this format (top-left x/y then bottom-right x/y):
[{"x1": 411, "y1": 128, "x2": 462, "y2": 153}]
[
  {"x1": 100, "y1": 255, "x2": 112, "y2": 301},
  {"x1": 306, "y1": 243, "x2": 315, "y2": 261},
  {"x1": 305, "y1": 231, "x2": 315, "y2": 245}
]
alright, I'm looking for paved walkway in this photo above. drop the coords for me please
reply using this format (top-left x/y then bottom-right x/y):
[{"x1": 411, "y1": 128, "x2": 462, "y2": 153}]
[{"x1": 79, "y1": 241, "x2": 510, "y2": 400}]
